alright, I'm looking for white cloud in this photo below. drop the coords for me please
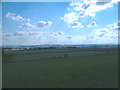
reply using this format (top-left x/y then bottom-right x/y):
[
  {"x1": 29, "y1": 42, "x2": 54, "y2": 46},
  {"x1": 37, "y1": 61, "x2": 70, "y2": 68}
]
[
  {"x1": 61, "y1": 0, "x2": 119, "y2": 25},
  {"x1": 53, "y1": 32, "x2": 64, "y2": 36},
  {"x1": 6, "y1": 12, "x2": 31, "y2": 22},
  {"x1": 3, "y1": 31, "x2": 88, "y2": 45},
  {"x1": 37, "y1": 21, "x2": 52, "y2": 27},
  {"x1": 0, "y1": 25, "x2": 1, "y2": 46},
  {"x1": 3, "y1": 22, "x2": 119, "y2": 45},
  {"x1": 19, "y1": 23, "x2": 36, "y2": 29},
  {"x1": 88, "y1": 22, "x2": 97, "y2": 27},
  {"x1": 20, "y1": 21, "x2": 52, "y2": 30},
  {"x1": 86, "y1": 30, "x2": 118, "y2": 44},
  {"x1": 67, "y1": 0, "x2": 119, "y2": 17},
  {"x1": 6, "y1": 12, "x2": 52, "y2": 30},
  {"x1": 60, "y1": 12, "x2": 84, "y2": 28},
  {"x1": 87, "y1": 22, "x2": 118, "y2": 42},
  {"x1": 61, "y1": 0, "x2": 119, "y2": 29},
  {"x1": 2, "y1": 31, "x2": 65, "y2": 45},
  {"x1": 106, "y1": 22, "x2": 119, "y2": 30},
  {"x1": 71, "y1": 21, "x2": 84, "y2": 28},
  {"x1": 118, "y1": 21, "x2": 120, "y2": 30},
  {"x1": 60, "y1": 12, "x2": 78, "y2": 23},
  {"x1": 27, "y1": 19, "x2": 31, "y2": 22},
  {"x1": 6, "y1": 12, "x2": 26, "y2": 21}
]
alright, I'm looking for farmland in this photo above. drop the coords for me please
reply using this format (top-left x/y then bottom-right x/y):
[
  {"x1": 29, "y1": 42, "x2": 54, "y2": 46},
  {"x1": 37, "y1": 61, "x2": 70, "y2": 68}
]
[{"x1": 2, "y1": 46, "x2": 118, "y2": 88}]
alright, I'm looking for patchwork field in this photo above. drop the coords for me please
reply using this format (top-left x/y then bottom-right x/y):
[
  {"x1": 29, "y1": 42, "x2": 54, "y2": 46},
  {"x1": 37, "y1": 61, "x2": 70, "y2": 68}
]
[
  {"x1": 3, "y1": 47, "x2": 118, "y2": 62},
  {"x1": 2, "y1": 47, "x2": 118, "y2": 88}
]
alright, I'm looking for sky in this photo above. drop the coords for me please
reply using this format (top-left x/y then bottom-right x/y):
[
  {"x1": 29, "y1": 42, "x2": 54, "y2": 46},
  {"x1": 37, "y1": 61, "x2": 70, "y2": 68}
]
[{"x1": 2, "y1": 0, "x2": 120, "y2": 45}]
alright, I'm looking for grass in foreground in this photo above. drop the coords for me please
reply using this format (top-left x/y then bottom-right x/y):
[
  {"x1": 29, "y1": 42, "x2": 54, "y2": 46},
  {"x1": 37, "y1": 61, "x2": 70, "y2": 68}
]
[{"x1": 2, "y1": 54, "x2": 118, "y2": 88}]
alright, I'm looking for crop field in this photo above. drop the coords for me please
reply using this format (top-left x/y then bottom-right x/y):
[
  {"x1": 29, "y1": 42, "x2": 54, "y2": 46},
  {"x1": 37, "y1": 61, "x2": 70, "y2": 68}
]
[
  {"x1": 2, "y1": 47, "x2": 118, "y2": 88},
  {"x1": 3, "y1": 47, "x2": 118, "y2": 61}
]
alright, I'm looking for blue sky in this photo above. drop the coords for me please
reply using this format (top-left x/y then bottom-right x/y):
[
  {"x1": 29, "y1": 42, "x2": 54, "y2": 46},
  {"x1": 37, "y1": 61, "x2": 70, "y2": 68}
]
[{"x1": 2, "y1": 0, "x2": 120, "y2": 45}]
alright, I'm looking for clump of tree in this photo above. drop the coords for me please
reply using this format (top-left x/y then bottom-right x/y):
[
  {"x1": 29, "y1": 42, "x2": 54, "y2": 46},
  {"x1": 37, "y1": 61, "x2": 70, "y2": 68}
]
[{"x1": 64, "y1": 53, "x2": 68, "y2": 58}]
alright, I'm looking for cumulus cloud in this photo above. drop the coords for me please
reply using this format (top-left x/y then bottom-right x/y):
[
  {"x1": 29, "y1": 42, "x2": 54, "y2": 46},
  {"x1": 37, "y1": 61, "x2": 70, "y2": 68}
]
[
  {"x1": 4, "y1": 31, "x2": 41, "y2": 37},
  {"x1": 2, "y1": 31, "x2": 65, "y2": 45},
  {"x1": 60, "y1": 12, "x2": 78, "y2": 23},
  {"x1": 37, "y1": 21, "x2": 52, "y2": 27},
  {"x1": 88, "y1": 22, "x2": 97, "y2": 27},
  {"x1": 6, "y1": 12, "x2": 31, "y2": 22},
  {"x1": 0, "y1": 26, "x2": 1, "y2": 47},
  {"x1": 6, "y1": 12, "x2": 25, "y2": 21},
  {"x1": 19, "y1": 23, "x2": 36, "y2": 29},
  {"x1": 60, "y1": 12, "x2": 83, "y2": 28},
  {"x1": 68, "y1": 0, "x2": 119, "y2": 17},
  {"x1": 87, "y1": 22, "x2": 118, "y2": 41},
  {"x1": 118, "y1": 21, "x2": 120, "y2": 30},
  {"x1": 3, "y1": 31, "x2": 64, "y2": 38},
  {"x1": 61, "y1": 0, "x2": 119, "y2": 28},
  {"x1": 71, "y1": 21, "x2": 84, "y2": 28},
  {"x1": 95, "y1": 0, "x2": 112, "y2": 5},
  {"x1": 50, "y1": 32, "x2": 64, "y2": 36},
  {"x1": 3, "y1": 31, "x2": 87, "y2": 45},
  {"x1": 106, "y1": 22, "x2": 119, "y2": 30},
  {"x1": 27, "y1": 19, "x2": 30, "y2": 22},
  {"x1": 20, "y1": 21, "x2": 52, "y2": 30},
  {"x1": 3, "y1": 22, "x2": 119, "y2": 45},
  {"x1": 61, "y1": 0, "x2": 119, "y2": 25},
  {"x1": 87, "y1": 22, "x2": 119, "y2": 44},
  {"x1": 6, "y1": 12, "x2": 52, "y2": 30},
  {"x1": 13, "y1": 32, "x2": 27, "y2": 36},
  {"x1": 86, "y1": 29, "x2": 118, "y2": 44}
]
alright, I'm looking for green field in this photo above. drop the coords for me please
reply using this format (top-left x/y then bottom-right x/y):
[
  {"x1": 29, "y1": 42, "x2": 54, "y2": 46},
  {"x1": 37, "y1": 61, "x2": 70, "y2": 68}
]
[{"x1": 2, "y1": 54, "x2": 118, "y2": 88}]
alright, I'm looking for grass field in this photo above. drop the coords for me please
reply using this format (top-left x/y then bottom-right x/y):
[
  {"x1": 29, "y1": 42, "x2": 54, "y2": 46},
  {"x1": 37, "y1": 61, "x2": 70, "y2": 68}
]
[{"x1": 2, "y1": 54, "x2": 118, "y2": 88}]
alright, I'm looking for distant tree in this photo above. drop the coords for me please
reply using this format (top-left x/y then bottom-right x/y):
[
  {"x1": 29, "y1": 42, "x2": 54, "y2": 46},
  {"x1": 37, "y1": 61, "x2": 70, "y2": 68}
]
[{"x1": 24, "y1": 48, "x2": 27, "y2": 51}]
